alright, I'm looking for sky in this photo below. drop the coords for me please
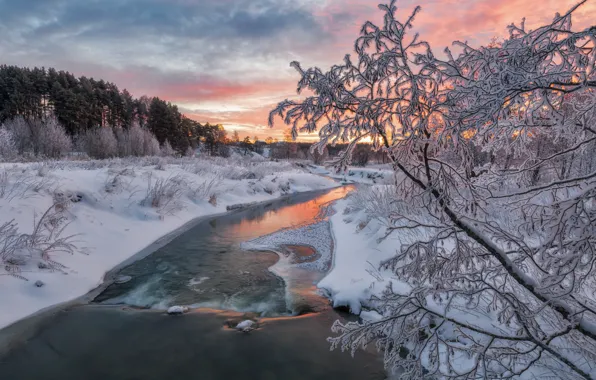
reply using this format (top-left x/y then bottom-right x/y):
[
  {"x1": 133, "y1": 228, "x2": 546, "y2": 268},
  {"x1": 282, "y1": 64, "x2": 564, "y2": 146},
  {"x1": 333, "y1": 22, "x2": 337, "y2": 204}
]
[{"x1": 0, "y1": 0, "x2": 594, "y2": 140}]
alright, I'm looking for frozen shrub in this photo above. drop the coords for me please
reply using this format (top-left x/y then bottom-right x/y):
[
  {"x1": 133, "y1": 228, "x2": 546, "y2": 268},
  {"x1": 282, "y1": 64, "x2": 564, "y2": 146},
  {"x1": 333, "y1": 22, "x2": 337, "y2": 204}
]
[
  {"x1": 114, "y1": 127, "x2": 132, "y2": 157},
  {"x1": 127, "y1": 124, "x2": 144, "y2": 156},
  {"x1": 349, "y1": 185, "x2": 398, "y2": 220},
  {"x1": 140, "y1": 174, "x2": 186, "y2": 215},
  {"x1": 143, "y1": 130, "x2": 161, "y2": 157},
  {"x1": 0, "y1": 128, "x2": 18, "y2": 160},
  {"x1": 188, "y1": 177, "x2": 221, "y2": 203},
  {"x1": 1, "y1": 204, "x2": 80, "y2": 277},
  {"x1": 2, "y1": 116, "x2": 71, "y2": 158},
  {"x1": 79, "y1": 127, "x2": 118, "y2": 159},
  {"x1": 113, "y1": 123, "x2": 162, "y2": 157},
  {"x1": 185, "y1": 146, "x2": 195, "y2": 158},
  {"x1": 161, "y1": 140, "x2": 176, "y2": 157},
  {"x1": 2, "y1": 116, "x2": 32, "y2": 154},
  {"x1": 30, "y1": 116, "x2": 72, "y2": 158}
]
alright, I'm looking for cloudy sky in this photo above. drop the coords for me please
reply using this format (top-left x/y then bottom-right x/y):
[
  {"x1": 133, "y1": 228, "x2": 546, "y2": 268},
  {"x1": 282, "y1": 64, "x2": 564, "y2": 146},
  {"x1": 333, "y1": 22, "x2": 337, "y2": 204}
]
[{"x1": 1, "y1": 0, "x2": 594, "y2": 139}]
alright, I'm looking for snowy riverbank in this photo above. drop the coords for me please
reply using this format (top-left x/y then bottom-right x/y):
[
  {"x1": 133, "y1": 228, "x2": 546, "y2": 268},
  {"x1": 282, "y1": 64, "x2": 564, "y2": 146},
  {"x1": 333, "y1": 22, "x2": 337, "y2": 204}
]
[
  {"x1": 0, "y1": 156, "x2": 337, "y2": 330},
  {"x1": 318, "y1": 182, "x2": 418, "y2": 322}
]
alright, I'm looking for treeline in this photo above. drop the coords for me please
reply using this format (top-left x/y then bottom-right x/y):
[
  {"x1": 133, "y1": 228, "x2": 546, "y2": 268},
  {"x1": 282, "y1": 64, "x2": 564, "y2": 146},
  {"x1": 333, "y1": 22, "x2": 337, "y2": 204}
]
[
  {"x1": 228, "y1": 131, "x2": 385, "y2": 165},
  {"x1": 0, "y1": 65, "x2": 226, "y2": 155},
  {"x1": 0, "y1": 65, "x2": 382, "y2": 164}
]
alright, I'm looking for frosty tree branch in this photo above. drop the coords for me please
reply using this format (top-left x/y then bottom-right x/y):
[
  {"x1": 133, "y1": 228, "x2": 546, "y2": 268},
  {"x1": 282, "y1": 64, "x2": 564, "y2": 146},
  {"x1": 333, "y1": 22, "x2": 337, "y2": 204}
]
[{"x1": 271, "y1": 0, "x2": 596, "y2": 378}]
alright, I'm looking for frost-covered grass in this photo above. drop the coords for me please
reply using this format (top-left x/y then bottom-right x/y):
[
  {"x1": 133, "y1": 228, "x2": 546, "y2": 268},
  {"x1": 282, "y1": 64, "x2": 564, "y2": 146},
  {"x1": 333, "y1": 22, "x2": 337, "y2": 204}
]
[{"x1": 0, "y1": 155, "x2": 337, "y2": 330}]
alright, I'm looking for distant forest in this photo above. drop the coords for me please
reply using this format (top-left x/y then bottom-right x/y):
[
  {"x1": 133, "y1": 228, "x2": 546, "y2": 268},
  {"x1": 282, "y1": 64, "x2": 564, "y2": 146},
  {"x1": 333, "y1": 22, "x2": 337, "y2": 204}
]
[
  {"x1": 0, "y1": 65, "x2": 384, "y2": 163},
  {"x1": 0, "y1": 65, "x2": 225, "y2": 153}
]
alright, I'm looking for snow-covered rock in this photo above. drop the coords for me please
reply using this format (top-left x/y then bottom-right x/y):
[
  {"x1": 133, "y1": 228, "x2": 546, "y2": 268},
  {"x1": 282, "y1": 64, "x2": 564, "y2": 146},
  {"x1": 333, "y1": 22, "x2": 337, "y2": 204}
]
[
  {"x1": 236, "y1": 320, "x2": 256, "y2": 331},
  {"x1": 167, "y1": 306, "x2": 189, "y2": 315},
  {"x1": 114, "y1": 275, "x2": 132, "y2": 284}
]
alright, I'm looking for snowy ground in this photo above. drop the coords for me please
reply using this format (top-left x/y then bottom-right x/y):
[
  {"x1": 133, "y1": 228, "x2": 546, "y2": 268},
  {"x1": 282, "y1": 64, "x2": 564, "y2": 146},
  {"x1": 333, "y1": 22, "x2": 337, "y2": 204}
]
[
  {"x1": 0, "y1": 156, "x2": 337, "y2": 330},
  {"x1": 315, "y1": 180, "x2": 424, "y2": 320},
  {"x1": 319, "y1": 196, "x2": 401, "y2": 316}
]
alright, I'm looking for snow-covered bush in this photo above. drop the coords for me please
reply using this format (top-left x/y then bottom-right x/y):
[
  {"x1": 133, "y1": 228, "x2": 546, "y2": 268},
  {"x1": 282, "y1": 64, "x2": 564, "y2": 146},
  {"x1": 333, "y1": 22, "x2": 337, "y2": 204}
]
[
  {"x1": 114, "y1": 124, "x2": 162, "y2": 157},
  {"x1": 0, "y1": 168, "x2": 53, "y2": 202},
  {"x1": 1, "y1": 204, "x2": 79, "y2": 278},
  {"x1": 185, "y1": 146, "x2": 195, "y2": 158},
  {"x1": 140, "y1": 174, "x2": 186, "y2": 215},
  {"x1": 30, "y1": 116, "x2": 72, "y2": 158},
  {"x1": 2, "y1": 116, "x2": 71, "y2": 158},
  {"x1": 143, "y1": 130, "x2": 161, "y2": 157},
  {"x1": 0, "y1": 128, "x2": 18, "y2": 160},
  {"x1": 114, "y1": 127, "x2": 132, "y2": 157},
  {"x1": 2, "y1": 117, "x2": 32, "y2": 155},
  {"x1": 78, "y1": 127, "x2": 118, "y2": 159},
  {"x1": 161, "y1": 140, "x2": 176, "y2": 157},
  {"x1": 188, "y1": 177, "x2": 221, "y2": 203}
]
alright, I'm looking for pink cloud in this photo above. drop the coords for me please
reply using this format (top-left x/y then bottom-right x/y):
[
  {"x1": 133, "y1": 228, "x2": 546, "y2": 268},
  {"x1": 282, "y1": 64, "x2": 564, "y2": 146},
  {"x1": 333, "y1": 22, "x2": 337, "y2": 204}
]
[
  {"x1": 317, "y1": 0, "x2": 596, "y2": 53},
  {"x1": 73, "y1": 0, "x2": 596, "y2": 139}
]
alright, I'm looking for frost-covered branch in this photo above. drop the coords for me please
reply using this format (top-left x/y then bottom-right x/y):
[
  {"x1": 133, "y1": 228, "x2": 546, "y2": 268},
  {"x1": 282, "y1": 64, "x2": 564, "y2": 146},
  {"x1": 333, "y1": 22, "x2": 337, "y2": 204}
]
[{"x1": 272, "y1": 0, "x2": 596, "y2": 377}]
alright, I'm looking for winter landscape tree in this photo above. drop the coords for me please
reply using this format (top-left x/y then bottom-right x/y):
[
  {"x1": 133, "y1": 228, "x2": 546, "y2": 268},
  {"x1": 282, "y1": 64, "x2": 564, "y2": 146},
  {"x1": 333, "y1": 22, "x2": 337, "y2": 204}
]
[
  {"x1": 232, "y1": 130, "x2": 240, "y2": 143},
  {"x1": 271, "y1": 1, "x2": 596, "y2": 378}
]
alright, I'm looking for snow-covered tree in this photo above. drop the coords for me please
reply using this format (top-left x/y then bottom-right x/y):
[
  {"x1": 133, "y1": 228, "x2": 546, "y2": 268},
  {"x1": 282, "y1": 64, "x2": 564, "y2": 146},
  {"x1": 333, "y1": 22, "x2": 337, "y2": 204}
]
[
  {"x1": 78, "y1": 127, "x2": 117, "y2": 159},
  {"x1": 2, "y1": 115, "x2": 71, "y2": 158},
  {"x1": 31, "y1": 116, "x2": 72, "y2": 158},
  {"x1": 0, "y1": 128, "x2": 17, "y2": 160},
  {"x1": 161, "y1": 140, "x2": 176, "y2": 157},
  {"x1": 271, "y1": 1, "x2": 596, "y2": 378},
  {"x1": 142, "y1": 127, "x2": 161, "y2": 156},
  {"x1": 2, "y1": 117, "x2": 32, "y2": 155}
]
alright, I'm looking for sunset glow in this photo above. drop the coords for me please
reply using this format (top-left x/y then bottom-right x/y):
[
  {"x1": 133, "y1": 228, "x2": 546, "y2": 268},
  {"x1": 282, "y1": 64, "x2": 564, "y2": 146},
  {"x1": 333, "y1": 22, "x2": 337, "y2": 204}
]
[{"x1": 2, "y1": 0, "x2": 594, "y2": 139}]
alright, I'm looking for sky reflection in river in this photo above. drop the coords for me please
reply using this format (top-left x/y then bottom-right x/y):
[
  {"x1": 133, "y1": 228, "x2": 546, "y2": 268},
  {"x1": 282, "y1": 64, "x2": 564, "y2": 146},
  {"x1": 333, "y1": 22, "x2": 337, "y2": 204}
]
[{"x1": 95, "y1": 186, "x2": 353, "y2": 316}]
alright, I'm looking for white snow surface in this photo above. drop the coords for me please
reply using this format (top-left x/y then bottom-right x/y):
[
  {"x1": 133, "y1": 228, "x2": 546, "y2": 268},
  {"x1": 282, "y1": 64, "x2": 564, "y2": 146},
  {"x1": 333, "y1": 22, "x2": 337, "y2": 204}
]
[
  {"x1": 318, "y1": 197, "x2": 408, "y2": 314},
  {"x1": 241, "y1": 221, "x2": 333, "y2": 272},
  {"x1": 0, "y1": 157, "x2": 337, "y2": 330}
]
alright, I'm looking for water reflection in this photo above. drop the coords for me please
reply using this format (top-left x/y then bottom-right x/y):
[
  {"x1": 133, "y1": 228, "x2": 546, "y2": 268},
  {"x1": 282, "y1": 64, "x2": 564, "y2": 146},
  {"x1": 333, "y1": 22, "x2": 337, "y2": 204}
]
[
  {"x1": 94, "y1": 186, "x2": 353, "y2": 316},
  {"x1": 226, "y1": 185, "x2": 353, "y2": 237}
]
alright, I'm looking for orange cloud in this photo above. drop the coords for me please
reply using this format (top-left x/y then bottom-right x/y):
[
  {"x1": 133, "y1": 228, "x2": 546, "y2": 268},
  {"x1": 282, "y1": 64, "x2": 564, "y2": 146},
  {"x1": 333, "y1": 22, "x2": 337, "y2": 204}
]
[{"x1": 169, "y1": 0, "x2": 596, "y2": 139}]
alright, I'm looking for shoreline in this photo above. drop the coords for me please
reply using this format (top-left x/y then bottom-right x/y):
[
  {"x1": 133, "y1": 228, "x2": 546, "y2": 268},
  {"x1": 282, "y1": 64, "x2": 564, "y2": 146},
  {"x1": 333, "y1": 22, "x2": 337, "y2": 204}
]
[{"x1": 0, "y1": 186, "x2": 341, "y2": 355}]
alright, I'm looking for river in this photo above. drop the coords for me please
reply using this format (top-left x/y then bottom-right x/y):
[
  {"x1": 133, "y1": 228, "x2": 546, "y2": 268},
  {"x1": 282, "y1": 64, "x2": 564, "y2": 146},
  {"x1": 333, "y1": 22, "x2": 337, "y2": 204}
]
[{"x1": 0, "y1": 186, "x2": 386, "y2": 380}]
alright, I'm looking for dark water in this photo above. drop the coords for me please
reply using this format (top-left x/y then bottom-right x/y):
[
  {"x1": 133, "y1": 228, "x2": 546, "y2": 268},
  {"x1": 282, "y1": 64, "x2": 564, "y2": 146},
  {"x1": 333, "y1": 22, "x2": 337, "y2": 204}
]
[
  {"x1": 0, "y1": 306, "x2": 385, "y2": 380},
  {"x1": 94, "y1": 186, "x2": 353, "y2": 316},
  {"x1": 0, "y1": 186, "x2": 385, "y2": 379}
]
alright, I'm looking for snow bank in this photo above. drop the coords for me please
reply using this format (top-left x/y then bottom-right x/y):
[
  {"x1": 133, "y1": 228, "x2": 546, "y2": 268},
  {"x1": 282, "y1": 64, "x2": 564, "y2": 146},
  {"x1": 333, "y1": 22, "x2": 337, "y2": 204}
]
[
  {"x1": 0, "y1": 156, "x2": 337, "y2": 330},
  {"x1": 318, "y1": 197, "x2": 409, "y2": 314}
]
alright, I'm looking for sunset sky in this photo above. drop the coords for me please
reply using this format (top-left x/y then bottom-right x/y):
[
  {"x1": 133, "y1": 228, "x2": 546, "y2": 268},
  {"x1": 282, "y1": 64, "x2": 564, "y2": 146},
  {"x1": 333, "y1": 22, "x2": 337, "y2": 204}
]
[{"x1": 1, "y1": 0, "x2": 594, "y2": 139}]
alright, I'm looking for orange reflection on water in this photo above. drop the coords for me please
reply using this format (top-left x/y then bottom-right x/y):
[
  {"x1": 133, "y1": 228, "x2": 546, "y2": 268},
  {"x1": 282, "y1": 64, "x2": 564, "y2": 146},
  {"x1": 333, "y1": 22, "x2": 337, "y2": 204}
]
[{"x1": 227, "y1": 185, "x2": 354, "y2": 237}]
